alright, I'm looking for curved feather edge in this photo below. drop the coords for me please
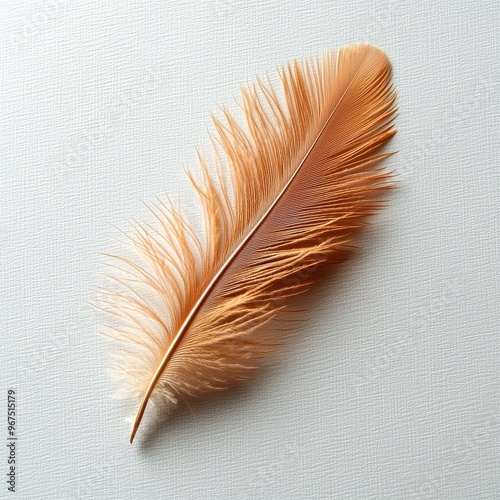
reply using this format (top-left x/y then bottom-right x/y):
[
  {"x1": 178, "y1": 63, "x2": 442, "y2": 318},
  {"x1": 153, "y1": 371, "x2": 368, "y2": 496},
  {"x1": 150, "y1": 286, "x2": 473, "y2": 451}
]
[{"x1": 97, "y1": 43, "x2": 397, "y2": 443}]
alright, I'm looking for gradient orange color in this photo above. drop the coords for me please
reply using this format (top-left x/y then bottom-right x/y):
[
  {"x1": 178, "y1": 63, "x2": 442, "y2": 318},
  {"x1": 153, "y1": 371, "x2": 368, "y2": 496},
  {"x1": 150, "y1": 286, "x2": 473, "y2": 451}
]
[{"x1": 97, "y1": 44, "x2": 398, "y2": 443}]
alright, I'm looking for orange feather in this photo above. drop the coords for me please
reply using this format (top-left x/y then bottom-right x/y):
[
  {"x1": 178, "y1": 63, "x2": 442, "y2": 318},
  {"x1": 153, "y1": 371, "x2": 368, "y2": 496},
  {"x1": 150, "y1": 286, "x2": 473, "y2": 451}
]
[{"x1": 97, "y1": 43, "x2": 397, "y2": 443}]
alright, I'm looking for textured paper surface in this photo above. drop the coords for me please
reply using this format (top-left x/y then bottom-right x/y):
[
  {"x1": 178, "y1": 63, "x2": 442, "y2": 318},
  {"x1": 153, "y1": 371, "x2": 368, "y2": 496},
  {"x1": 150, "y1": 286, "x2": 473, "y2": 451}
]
[{"x1": 1, "y1": 1, "x2": 498, "y2": 498}]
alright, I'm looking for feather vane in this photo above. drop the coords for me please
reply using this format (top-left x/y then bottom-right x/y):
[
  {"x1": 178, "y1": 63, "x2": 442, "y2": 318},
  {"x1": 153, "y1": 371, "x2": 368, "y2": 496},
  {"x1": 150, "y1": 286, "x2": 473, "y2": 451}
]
[{"x1": 98, "y1": 43, "x2": 397, "y2": 442}]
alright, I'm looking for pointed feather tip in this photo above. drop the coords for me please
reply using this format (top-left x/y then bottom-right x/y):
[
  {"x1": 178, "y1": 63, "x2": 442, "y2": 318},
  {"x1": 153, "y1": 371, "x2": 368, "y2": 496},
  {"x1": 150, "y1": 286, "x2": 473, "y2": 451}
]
[
  {"x1": 129, "y1": 424, "x2": 137, "y2": 444},
  {"x1": 129, "y1": 403, "x2": 146, "y2": 443}
]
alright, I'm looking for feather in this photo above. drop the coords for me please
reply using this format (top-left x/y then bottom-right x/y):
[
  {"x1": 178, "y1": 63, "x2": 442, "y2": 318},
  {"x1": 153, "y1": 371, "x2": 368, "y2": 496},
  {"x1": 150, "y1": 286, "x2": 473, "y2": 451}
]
[{"x1": 97, "y1": 43, "x2": 397, "y2": 443}]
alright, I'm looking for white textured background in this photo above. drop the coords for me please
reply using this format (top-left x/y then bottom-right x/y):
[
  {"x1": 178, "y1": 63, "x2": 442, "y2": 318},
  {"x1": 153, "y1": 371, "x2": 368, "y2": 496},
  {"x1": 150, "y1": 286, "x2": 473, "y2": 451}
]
[{"x1": 1, "y1": 1, "x2": 499, "y2": 499}]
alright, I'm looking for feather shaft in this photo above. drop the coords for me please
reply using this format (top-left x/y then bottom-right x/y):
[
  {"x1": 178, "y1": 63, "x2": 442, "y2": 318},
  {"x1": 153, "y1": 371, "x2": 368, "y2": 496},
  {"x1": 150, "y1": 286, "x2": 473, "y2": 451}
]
[{"x1": 129, "y1": 52, "x2": 374, "y2": 442}]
